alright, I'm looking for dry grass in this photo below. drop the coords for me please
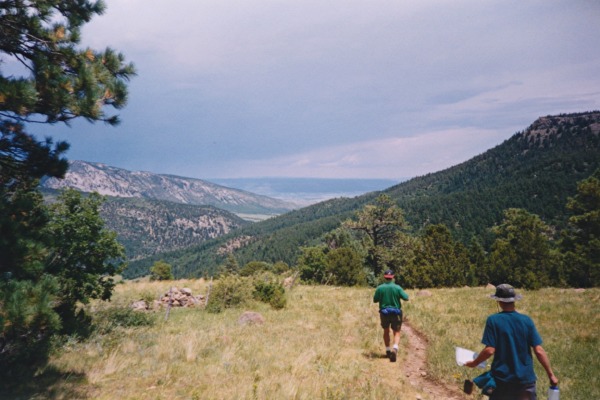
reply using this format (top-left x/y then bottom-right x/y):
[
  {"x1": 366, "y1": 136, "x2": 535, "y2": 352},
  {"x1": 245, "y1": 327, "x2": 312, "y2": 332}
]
[
  {"x1": 44, "y1": 281, "x2": 420, "y2": 400},
  {"x1": 405, "y1": 286, "x2": 600, "y2": 400},
  {"x1": 20, "y1": 282, "x2": 600, "y2": 399}
]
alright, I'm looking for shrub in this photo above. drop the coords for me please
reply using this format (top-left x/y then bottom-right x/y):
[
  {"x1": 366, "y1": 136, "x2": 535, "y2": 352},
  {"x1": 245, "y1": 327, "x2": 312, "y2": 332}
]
[
  {"x1": 325, "y1": 247, "x2": 367, "y2": 286},
  {"x1": 239, "y1": 261, "x2": 272, "y2": 277},
  {"x1": 253, "y1": 273, "x2": 287, "y2": 309},
  {"x1": 149, "y1": 260, "x2": 174, "y2": 281},
  {"x1": 93, "y1": 307, "x2": 156, "y2": 334},
  {"x1": 205, "y1": 275, "x2": 253, "y2": 313}
]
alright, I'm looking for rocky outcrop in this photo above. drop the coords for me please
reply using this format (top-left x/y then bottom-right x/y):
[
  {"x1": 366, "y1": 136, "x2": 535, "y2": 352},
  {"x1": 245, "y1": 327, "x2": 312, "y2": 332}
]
[
  {"x1": 101, "y1": 197, "x2": 248, "y2": 260},
  {"x1": 131, "y1": 287, "x2": 206, "y2": 311}
]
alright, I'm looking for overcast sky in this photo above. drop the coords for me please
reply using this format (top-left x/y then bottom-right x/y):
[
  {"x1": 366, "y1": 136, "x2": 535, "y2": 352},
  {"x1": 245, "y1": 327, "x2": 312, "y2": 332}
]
[{"x1": 28, "y1": 0, "x2": 600, "y2": 180}]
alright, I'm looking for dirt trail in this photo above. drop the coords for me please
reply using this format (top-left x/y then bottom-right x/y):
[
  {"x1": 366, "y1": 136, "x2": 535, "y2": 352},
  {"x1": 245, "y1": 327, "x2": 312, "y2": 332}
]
[{"x1": 401, "y1": 322, "x2": 468, "y2": 400}]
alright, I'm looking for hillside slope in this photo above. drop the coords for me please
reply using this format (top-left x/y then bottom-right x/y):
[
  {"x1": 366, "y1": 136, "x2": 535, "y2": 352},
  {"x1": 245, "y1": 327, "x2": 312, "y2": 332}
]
[
  {"x1": 125, "y1": 111, "x2": 600, "y2": 279},
  {"x1": 100, "y1": 197, "x2": 249, "y2": 260},
  {"x1": 41, "y1": 189, "x2": 250, "y2": 261}
]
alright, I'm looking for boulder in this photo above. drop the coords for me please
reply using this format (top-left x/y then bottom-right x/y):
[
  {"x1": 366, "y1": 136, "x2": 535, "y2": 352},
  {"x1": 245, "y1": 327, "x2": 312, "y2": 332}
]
[
  {"x1": 131, "y1": 300, "x2": 148, "y2": 311},
  {"x1": 238, "y1": 311, "x2": 265, "y2": 326}
]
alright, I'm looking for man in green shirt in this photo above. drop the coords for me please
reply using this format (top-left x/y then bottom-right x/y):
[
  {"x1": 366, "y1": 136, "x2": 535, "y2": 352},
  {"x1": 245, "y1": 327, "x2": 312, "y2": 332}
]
[{"x1": 373, "y1": 270, "x2": 409, "y2": 362}]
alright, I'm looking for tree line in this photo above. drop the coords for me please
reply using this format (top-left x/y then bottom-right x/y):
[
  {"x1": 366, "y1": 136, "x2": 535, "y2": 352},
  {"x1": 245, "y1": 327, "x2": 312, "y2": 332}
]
[{"x1": 296, "y1": 174, "x2": 599, "y2": 289}]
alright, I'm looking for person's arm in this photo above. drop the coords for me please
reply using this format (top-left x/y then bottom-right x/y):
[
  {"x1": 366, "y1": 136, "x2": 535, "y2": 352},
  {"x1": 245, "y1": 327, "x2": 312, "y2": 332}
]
[
  {"x1": 465, "y1": 346, "x2": 495, "y2": 368},
  {"x1": 533, "y1": 345, "x2": 559, "y2": 386},
  {"x1": 373, "y1": 288, "x2": 380, "y2": 303},
  {"x1": 399, "y1": 287, "x2": 409, "y2": 301}
]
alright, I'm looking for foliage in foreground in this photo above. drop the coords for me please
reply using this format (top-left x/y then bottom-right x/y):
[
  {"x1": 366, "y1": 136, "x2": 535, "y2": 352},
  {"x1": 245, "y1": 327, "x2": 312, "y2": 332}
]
[
  {"x1": 1, "y1": 190, "x2": 125, "y2": 371},
  {"x1": 1, "y1": 0, "x2": 134, "y2": 372}
]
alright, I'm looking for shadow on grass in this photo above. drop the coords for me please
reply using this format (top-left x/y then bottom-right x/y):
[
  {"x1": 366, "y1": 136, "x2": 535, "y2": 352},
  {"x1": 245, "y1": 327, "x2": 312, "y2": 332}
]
[
  {"x1": 362, "y1": 350, "x2": 389, "y2": 360},
  {"x1": 0, "y1": 365, "x2": 90, "y2": 400}
]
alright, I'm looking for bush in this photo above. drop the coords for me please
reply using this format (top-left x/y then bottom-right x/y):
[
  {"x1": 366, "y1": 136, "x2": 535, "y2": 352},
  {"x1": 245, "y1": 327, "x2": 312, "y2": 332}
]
[
  {"x1": 239, "y1": 261, "x2": 272, "y2": 277},
  {"x1": 149, "y1": 260, "x2": 174, "y2": 281},
  {"x1": 253, "y1": 273, "x2": 287, "y2": 309},
  {"x1": 205, "y1": 275, "x2": 253, "y2": 313},
  {"x1": 325, "y1": 247, "x2": 367, "y2": 286},
  {"x1": 93, "y1": 307, "x2": 156, "y2": 334}
]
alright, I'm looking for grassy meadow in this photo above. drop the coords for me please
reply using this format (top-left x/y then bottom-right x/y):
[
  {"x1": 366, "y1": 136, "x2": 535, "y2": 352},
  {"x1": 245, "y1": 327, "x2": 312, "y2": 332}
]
[{"x1": 5, "y1": 281, "x2": 599, "y2": 400}]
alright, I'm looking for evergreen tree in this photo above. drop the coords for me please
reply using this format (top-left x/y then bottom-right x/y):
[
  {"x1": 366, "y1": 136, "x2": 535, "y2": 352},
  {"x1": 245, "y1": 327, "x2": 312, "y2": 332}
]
[
  {"x1": 487, "y1": 208, "x2": 557, "y2": 289},
  {"x1": 561, "y1": 169, "x2": 600, "y2": 287},
  {"x1": 325, "y1": 247, "x2": 367, "y2": 286},
  {"x1": 402, "y1": 224, "x2": 469, "y2": 288},
  {"x1": 1, "y1": 1, "x2": 135, "y2": 125},
  {"x1": 240, "y1": 261, "x2": 272, "y2": 277},
  {"x1": 468, "y1": 237, "x2": 487, "y2": 286},
  {"x1": 0, "y1": 1, "x2": 134, "y2": 372},
  {"x1": 297, "y1": 246, "x2": 328, "y2": 284},
  {"x1": 344, "y1": 194, "x2": 408, "y2": 275}
]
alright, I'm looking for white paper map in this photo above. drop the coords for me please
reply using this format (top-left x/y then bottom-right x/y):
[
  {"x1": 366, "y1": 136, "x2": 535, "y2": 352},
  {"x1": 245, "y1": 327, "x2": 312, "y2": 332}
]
[{"x1": 455, "y1": 347, "x2": 486, "y2": 368}]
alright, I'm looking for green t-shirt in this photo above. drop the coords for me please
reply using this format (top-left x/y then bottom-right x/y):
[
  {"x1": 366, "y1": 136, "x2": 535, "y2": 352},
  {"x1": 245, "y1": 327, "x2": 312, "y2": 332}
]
[{"x1": 373, "y1": 281, "x2": 409, "y2": 310}]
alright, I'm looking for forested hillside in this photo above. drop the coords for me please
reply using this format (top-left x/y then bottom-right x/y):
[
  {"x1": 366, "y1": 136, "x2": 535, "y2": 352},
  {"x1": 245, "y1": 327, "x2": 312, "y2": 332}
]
[
  {"x1": 124, "y1": 111, "x2": 600, "y2": 279},
  {"x1": 384, "y1": 112, "x2": 600, "y2": 243}
]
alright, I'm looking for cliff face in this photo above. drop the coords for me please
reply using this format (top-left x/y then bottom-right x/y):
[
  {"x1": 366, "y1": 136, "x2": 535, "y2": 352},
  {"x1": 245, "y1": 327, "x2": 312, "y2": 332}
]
[{"x1": 520, "y1": 111, "x2": 600, "y2": 147}]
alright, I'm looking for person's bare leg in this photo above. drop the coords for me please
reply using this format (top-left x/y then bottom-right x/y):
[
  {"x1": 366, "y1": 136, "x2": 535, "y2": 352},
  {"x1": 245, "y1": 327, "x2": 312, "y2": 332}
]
[
  {"x1": 383, "y1": 328, "x2": 391, "y2": 347},
  {"x1": 393, "y1": 329, "x2": 401, "y2": 348},
  {"x1": 388, "y1": 329, "x2": 400, "y2": 362}
]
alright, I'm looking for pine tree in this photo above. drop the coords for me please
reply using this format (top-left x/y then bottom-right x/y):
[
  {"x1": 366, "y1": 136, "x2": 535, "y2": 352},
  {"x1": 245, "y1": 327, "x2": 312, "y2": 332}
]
[
  {"x1": 0, "y1": 1, "x2": 134, "y2": 373},
  {"x1": 561, "y1": 169, "x2": 600, "y2": 287},
  {"x1": 344, "y1": 194, "x2": 408, "y2": 275},
  {"x1": 487, "y1": 208, "x2": 557, "y2": 289}
]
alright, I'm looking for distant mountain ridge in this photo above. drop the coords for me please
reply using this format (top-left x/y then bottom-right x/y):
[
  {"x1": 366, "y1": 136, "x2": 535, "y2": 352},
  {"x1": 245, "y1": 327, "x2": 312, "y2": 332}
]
[
  {"x1": 123, "y1": 111, "x2": 600, "y2": 279},
  {"x1": 41, "y1": 161, "x2": 299, "y2": 215}
]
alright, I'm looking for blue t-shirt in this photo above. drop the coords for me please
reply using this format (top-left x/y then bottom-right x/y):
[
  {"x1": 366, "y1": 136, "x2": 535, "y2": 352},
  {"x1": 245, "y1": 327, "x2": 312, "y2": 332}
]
[{"x1": 481, "y1": 311, "x2": 542, "y2": 384}]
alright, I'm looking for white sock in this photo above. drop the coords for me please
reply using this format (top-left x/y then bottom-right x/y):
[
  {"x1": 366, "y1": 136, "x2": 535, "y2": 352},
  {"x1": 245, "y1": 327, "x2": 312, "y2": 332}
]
[
  {"x1": 386, "y1": 347, "x2": 391, "y2": 351},
  {"x1": 393, "y1": 344, "x2": 398, "y2": 351}
]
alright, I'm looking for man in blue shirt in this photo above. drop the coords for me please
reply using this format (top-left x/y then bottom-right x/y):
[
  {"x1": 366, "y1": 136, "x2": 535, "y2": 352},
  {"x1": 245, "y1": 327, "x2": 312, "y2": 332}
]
[
  {"x1": 466, "y1": 284, "x2": 558, "y2": 399},
  {"x1": 373, "y1": 270, "x2": 409, "y2": 362}
]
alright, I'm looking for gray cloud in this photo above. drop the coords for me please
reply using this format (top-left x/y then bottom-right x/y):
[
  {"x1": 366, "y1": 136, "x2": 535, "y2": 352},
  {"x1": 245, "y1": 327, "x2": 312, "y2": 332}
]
[{"x1": 30, "y1": 0, "x2": 600, "y2": 179}]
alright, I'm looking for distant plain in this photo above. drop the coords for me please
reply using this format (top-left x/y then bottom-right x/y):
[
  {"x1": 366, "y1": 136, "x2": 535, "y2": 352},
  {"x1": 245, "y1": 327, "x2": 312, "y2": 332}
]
[{"x1": 209, "y1": 177, "x2": 402, "y2": 205}]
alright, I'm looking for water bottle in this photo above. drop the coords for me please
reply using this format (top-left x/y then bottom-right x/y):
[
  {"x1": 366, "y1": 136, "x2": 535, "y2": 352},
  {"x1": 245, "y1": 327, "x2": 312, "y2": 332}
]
[{"x1": 547, "y1": 385, "x2": 559, "y2": 400}]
